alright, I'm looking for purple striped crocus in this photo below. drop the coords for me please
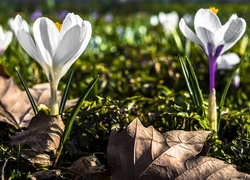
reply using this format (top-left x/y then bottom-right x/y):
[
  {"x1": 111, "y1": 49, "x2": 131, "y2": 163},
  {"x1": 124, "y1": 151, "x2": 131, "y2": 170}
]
[
  {"x1": 179, "y1": 7, "x2": 246, "y2": 92},
  {"x1": 179, "y1": 7, "x2": 246, "y2": 132}
]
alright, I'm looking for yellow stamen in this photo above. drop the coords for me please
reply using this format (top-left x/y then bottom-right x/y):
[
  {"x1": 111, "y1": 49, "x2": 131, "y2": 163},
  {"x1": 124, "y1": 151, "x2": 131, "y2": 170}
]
[
  {"x1": 55, "y1": 22, "x2": 62, "y2": 31},
  {"x1": 209, "y1": 7, "x2": 219, "y2": 14}
]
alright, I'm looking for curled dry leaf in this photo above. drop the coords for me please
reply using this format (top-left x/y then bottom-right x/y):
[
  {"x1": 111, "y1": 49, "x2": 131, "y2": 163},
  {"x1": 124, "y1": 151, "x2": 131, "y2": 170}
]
[
  {"x1": 68, "y1": 155, "x2": 107, "y2": 180},
  {"x1": 21, "y1": 149, "x2": 51, "y2": 168},
  {"x1": 107, "y1": 118, "x2": 250, "y2": 179},
  {"x1": 9, "y1": 111, "x2": 65, "y2": 155},
  {"x1": 30, "y1": 170, "x2": 63, "y2": 180}
]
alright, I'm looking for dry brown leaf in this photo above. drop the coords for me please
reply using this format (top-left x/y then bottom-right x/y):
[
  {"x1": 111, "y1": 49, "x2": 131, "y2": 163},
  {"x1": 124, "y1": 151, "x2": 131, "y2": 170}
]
[
  {"x1": 20, "y1": 149, "x2": 51, "y2": 168},
  {"x1": 107, "y1": 118, "x2": 250, "y2": 179},
  {"x1": 0, "y1": 76, "x2": 52, "y2": 128},
  {"x1": 9, "y1": 111, "x2": 65, "y2": 154},
  {"x1": 0, "y1": 75, "x2": 75, "y2": 128}
]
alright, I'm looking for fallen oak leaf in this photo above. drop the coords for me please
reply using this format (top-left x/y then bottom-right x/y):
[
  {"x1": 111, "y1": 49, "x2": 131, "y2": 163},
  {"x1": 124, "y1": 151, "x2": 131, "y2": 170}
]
[
  {"x1": 0, "y1": 76, "x2": 32, "y2": 128},
  {"x1": 107, "y1": 118, "x2": 250, "y2": 179},
  {"x1": 9, "y1": 110, "x2": 65, "y2": 155}
]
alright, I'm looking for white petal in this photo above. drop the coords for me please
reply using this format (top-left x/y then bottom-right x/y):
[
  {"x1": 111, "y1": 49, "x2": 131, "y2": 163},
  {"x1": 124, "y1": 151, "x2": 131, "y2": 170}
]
[
  {"x1": 33, "y1": 17, "x2": 60, "y2": 67},
  {"x1": 60, "y1": 13, "x2": 83, "y2": 36},
  {"x1": 14, "y1": 15, "x2": 40, "y2": 61},
  {"x1": 217, "y1": 52, "x2": 240, "y2": 69},
  {"x1": 159, "y1": 11, "x2": 179, "y2": 32},
  {"x1": 179, "y1": 18, "x2": 203, "y2": 47},
  {"x1": 195, "y1": 27, "x2": 214, "y2": 54},
  {"x1": 54, "y1": 26, "x2": 82, "y2": 67},
  {"x1": 221, "y1": 18, "x2": 246, "y2": 53},
  {"x1": 0, "y1": 26, "x2": 12, "y2": 51},
  {"x1": 194, "y1": 9, "x2": 222, "y2": 34},
  {"x1": 54, "y1": 20, "x2": 92, "y2": 79},
  {"x1": 0, "y1": 26, "x2": 4, "y2": 37},
  {"x1": 229, "y1": 14, "x2": 238, "y2": 21},
  {"x1": 1, "y1": 31, "x2": 13, "y2": 50}
]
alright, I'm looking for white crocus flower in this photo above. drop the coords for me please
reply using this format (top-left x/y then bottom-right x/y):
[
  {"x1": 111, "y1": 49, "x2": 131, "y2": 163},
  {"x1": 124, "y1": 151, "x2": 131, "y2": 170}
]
[
  {"x1": 0, "y1": 26, "x2": 13, "y2": 55},
  {"x1": 14, "y1": 13, "x2": 92, "y2": 115},
  {"x1": 159, "y1": 11, "x2": 183, "y2": 52},
  {"x1": 159, "y1": 11, "x2": 179, "y2": 34}
]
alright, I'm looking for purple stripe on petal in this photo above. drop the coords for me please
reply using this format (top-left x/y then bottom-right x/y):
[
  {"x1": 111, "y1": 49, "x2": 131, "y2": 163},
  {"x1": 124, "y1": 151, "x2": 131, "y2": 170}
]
[
  {"x1": 207, "y1": 43, "x2": 224, "y2": 92},
  {"x1": 214, "y1": 45, "x2": 224, "y2": 61},
  {"x1": 207, "y1": 42, "x2": 213, "y2": 59},
  {"x1": 207, "y1": 42, "x2": 215, "y2": 91}
]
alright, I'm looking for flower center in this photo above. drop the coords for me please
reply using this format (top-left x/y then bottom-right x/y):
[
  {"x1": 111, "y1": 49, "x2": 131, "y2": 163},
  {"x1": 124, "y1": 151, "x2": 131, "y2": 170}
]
[
  {"x1": 209, "y1": 7, "x2": 219, "y2": 14},
  {"x1": 55, "y1": 22, "x2": 62, "y2": 31}
]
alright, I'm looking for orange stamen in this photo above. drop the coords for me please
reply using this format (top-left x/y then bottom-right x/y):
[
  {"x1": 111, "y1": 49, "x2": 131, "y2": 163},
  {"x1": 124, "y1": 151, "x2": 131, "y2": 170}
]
[
  {"x1": 209, "y1": 7, "x2": 219, "y2": 14},
  {"x1": 55, "y1": 22, "x2": 62, "y2": 31}
]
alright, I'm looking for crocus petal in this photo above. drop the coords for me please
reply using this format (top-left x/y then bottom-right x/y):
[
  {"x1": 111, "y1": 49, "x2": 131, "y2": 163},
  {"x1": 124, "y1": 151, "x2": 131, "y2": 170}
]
[
  {"x1": 14, "y1": 15, "x2": 39, "y2": 61},
  {"x1": 228, "y1": 14, "x2": 238, "y2": 21},
  {"x1": 2, "y1": 31, "x2": 13, "y2": 50},
  {"x1": 54, "y1": 20, "x2": 92, "y2": 79},
  {"x1": 179, "y1": 18, "x2": 202, "y2": 46},
  {"x1": 33, "y1": 17, "x2": 60, "y2": 67},
  {"x1": 159, "y1": 11, "x2": 179, "y2": 33},
  {"x1": 0, "y1": 27, "x2": 12, "y2": 51},
  {"x1": 194, "y1": 9, "x2": 222, "y2": 34},
  {"x1": 60, "y1": 13, "x2": 83, "y2": 36},
  {"x1": 221, "y1": 18, "x2": 246, "y2": 54},
  {"x1": 195, "y1": 27, "x2": 214, "y2": 55},
  {"x1": 0, "y1": 27, "x2": 4, "y2": 37},
  {"x1": 217, "y1": 52, "x2": 240, "y2": 69},
  {"x1": 53, "y1": 25, "x2": 83, "y2": 79}
]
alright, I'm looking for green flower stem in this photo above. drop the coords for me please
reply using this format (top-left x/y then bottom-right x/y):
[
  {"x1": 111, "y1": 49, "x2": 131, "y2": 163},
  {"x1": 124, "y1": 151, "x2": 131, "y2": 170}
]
[
  {"x1": 208, "y1": 88, "x2": 217, "y2": 135},
  {"x1": 50, "y1": 82, "x2": 59, "y2": 115},
  {"x1": 54, "y1": 75, "x2": 99, "y2": 166}
]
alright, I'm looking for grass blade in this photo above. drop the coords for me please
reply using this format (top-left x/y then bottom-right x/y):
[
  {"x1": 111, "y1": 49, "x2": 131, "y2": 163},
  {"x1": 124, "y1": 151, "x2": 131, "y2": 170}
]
[
  {"x1": 179, "y1": 56, "x2": 205, "y2": 116},
  {"x1": 15, "y1": 67, "x2": 38, "y2": 115},
  {"x1": 54, "y1": 75, "x2": 99, "y2": 166},
  {"x1": 59, "y1": 69, "x2": 74, "y2": 115}
]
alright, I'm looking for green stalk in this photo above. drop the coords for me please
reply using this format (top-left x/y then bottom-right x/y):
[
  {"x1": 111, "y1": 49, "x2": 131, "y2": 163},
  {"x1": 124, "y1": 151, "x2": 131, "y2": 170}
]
[
  {"x1": 50, "y1": 82, "x2": 59, "y2": 115},
  {"x1": 218, "y1": 55, "x2": 246, "y2": 130},
  {"x1": 219, "y1": 55, "x2": 246, "y2": 109},
  {"x1": 54, "y1": 75, "x2": 99, "y2": 166}
]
